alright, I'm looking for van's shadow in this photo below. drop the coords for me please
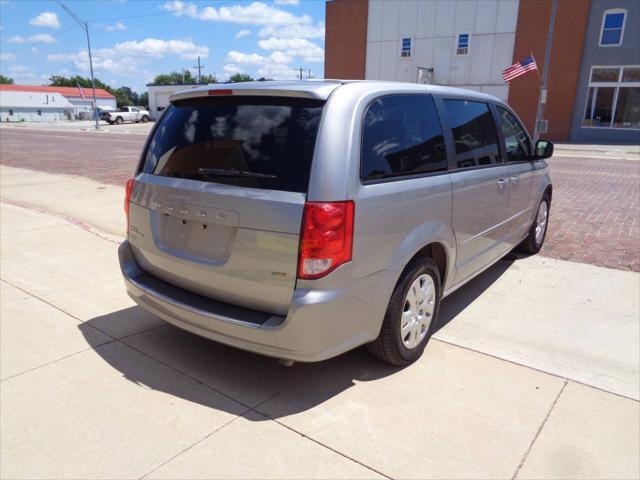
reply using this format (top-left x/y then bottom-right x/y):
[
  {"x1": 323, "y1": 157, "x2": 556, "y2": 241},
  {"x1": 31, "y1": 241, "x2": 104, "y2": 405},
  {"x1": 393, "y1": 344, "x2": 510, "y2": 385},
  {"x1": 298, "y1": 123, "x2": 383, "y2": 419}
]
[{"x1": 79, "y1": 253, "x2": 518, "y2": 419}]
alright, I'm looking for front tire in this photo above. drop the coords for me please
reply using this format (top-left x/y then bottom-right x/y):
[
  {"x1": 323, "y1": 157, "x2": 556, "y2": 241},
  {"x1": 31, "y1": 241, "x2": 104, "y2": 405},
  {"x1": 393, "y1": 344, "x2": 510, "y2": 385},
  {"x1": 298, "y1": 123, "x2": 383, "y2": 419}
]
[
  {"x1": 520, "y1": 196, "x2": 550, "y2": 254},
  {"x1": 367, "y1": 257, "x2": 441, "y2": 366}
]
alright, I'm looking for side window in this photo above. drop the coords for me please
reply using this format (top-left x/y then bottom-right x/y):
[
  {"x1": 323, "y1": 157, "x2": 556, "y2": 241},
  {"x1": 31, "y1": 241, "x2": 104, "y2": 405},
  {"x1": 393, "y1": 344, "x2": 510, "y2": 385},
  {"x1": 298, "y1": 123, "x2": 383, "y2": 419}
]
[
  {"x1": 361, "y1": 95, "x2": 447, "y2": 180},
  {"x1": 442, "y1": 99, "x2": 500, "y2": 169},
  {"x1": 497, "y1": 107, "x2": 531, "y2": 162}
]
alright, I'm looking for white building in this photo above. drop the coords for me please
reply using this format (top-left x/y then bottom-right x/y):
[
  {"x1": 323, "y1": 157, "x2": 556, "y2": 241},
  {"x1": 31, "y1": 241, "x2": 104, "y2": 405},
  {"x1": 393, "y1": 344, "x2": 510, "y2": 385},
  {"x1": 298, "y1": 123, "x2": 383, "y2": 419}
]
[
  {"x1": 364, "y1": 0, "x2": 519, "y2": 101},
  {"x1": 148, "y1": 84, "x2": 206, "y2": 120},
  {"x1": 0, "y1": 90, "x2": 74, "y2": 122},
  {"x1": 0, "y1": 85, "x2": 116, "y2": 120}
]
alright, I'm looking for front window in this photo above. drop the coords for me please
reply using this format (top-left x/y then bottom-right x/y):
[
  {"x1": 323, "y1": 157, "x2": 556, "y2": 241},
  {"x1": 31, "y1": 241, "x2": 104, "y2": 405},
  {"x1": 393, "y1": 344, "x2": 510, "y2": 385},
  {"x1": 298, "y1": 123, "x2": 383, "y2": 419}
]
[
  {"x1": 600, "y1": 10, "x2": 625, "y2": 46},
  {"x1": 457, "y1": 34, "x2": 469, "y2": 55},
  {"x1": 583, "y1": 66, "x2": 640, "y2": 129},
  {"x1": 497, "y1": 108, "x2": 531, "y2": 162},
  {"x1": 142, "y1": 96, "x2": 324, "y2": 193},
  {"x1": 443, "y1": 99, "x2": 500, "y2": 169}
]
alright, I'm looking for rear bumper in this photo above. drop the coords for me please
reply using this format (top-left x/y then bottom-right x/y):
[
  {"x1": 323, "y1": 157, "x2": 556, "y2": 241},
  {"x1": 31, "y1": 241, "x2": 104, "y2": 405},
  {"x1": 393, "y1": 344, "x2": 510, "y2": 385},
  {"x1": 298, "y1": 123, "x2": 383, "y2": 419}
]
[{"x1": 119, "y1": 240, "x2": 386, "y2": 362}]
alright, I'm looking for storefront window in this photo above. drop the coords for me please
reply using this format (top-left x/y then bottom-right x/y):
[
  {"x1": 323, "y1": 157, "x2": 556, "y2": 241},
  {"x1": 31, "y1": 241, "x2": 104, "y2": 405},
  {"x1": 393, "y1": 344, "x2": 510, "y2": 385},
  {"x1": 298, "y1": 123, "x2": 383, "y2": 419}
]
[
  {"x1": 613, "y1": 87, "x2": 640, "y2": 129},
  {"x1": 583, "y1": 66, "x2": 640, "y2": 129}
]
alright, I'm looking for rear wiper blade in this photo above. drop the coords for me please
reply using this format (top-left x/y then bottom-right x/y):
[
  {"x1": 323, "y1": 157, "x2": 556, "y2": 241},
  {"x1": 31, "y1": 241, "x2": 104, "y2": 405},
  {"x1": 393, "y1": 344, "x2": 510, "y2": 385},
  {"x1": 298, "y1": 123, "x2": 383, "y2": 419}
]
[{"x1": 197, "y1": 168, "x2": 277, "y2": 179}]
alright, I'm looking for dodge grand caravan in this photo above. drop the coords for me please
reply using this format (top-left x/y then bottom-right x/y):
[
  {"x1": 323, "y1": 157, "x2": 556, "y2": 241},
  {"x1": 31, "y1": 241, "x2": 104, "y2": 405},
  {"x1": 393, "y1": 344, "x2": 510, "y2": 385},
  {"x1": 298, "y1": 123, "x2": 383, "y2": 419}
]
[{"x1": 119, "y1": 81, "x2": 553, "y2": 366}]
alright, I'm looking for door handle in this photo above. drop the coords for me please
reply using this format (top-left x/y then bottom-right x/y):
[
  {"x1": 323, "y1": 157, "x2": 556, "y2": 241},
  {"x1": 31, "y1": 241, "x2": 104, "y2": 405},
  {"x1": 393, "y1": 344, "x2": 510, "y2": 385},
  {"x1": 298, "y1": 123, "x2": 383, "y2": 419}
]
[{"x1": 496, "y1": 178, "x2": 508, "y2": 188}]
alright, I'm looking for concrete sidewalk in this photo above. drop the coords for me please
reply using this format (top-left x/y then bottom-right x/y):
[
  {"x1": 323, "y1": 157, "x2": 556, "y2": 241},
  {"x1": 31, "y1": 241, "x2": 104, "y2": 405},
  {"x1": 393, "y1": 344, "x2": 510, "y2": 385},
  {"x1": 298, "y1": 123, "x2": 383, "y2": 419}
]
[{"x1": 1, "y1": 169, "x2": 639, "y2": 479}]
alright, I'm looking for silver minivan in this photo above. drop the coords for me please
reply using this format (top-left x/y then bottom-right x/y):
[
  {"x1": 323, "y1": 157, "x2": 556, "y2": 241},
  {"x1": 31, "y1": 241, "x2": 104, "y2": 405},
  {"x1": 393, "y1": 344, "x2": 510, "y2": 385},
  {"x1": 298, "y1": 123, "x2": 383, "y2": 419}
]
[{"x1": 119, "y1": 80, "x2": 553, "y2": 365}]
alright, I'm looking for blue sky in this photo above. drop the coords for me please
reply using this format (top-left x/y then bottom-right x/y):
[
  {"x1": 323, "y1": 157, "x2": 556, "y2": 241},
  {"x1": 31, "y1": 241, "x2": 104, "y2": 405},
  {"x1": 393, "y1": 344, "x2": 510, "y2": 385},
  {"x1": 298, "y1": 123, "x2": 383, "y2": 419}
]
[{"x1": 0, "y1": 0, "x2": 326, "y2": 93}]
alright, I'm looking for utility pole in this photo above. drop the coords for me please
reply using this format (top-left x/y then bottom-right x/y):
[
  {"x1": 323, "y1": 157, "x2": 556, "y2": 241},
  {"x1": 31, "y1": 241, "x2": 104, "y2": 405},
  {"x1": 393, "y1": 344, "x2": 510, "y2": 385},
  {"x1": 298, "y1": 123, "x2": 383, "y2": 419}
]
[
  {"x1": 192, "y1": 56, "x2": 204, "y2": 83},
  {"x1": 533, "y1": 0, "x2": 558, "y2": 142},
  {"x1": 56, "y1": 1, "x2": 99, "y2": 130},
  {"x1": 299, "y1": 67, "x2": 303, "y2": 80}
]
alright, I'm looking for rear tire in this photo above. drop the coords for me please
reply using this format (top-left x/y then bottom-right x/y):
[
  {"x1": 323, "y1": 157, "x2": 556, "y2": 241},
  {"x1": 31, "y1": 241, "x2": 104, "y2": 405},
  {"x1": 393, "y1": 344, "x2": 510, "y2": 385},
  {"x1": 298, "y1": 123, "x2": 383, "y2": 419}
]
[
  {"x1": 115, "y1": 117, "x2": 123, "y2": 125},
  {"x1": 367, "y1": 257, "x2": 441, "y2": 366},
  {"x1": 141, "y1": 115, "x2": 149, "y2": 123},
  {"x1": 519, "y1": 195, "x2": 550, "y2": 254}
]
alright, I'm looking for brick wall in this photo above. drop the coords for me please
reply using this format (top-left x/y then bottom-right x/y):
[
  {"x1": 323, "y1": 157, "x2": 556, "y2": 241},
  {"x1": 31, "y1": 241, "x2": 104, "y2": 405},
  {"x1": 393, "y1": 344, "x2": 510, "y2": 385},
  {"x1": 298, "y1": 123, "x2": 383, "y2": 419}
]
[
  {"x1": 324, "y1": 0, "x2": 368, "y2": 79},
  {"x1": 508, "y1": 0, "x2": 590, "y2": 141}
]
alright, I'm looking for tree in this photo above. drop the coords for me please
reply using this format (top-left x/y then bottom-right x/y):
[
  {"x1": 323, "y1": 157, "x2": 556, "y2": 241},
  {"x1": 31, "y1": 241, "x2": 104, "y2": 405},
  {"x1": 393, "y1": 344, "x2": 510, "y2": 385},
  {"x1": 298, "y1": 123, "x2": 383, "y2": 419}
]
[
  {"x1": 200, "y1": 73, "x2": 217, "y2": 84},
  {"x1": 151, "y1": 70, "x2": 195, "y2": 85},
  {"x1": 229, "y1": 73, "x2": 253, "y2": 83},
  {"x1": 139, "y1": 92, "x2": 148, "y2": 108},
  {"x1": 0, "y1": 74, "x2": 14, "y2": 84},
  {"x1": 48, "y1": 75, "x2": 114, "y2": 94}
]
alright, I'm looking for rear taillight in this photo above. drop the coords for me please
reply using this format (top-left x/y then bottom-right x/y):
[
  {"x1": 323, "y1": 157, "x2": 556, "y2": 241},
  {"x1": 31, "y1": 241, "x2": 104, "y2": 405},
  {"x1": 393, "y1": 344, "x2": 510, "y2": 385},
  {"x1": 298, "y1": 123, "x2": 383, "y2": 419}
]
[
  {"x1": 124, "y1": 178, "x2": 135, "y2": 218},
  {"x1": 298, "y1": 201, "x2": 354, "y2": 280}
]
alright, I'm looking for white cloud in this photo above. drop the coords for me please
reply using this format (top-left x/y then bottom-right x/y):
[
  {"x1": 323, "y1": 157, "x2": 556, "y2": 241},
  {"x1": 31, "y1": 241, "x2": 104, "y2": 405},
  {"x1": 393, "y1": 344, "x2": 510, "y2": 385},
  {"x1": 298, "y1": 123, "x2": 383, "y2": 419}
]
[
  {"x1": 258, "y1": 22, "x2": 324, "y2": 39},
  {"x1": 47, "y1": 38, "x2": 209, "y2": 76},
  {"x1": 235, "y1": 29, "x2": 251, "y2": 39},
  {"x1": 0, "y1": 52, "x2": 16, "y2": 61},
  {"x1": 225, "y1": 49, "x2": 297, "y2": 80},
  {"x1": 29, "y1": 11, "x2": 60, "y2": 29},
  {"x1": 7, "y1": 34, "x2": 56, "y2": 44},
  {"x1": 113, "y1": 38, "x2": 209, "y2": 59},
  {"x1": 223, "y1": 64, "x2": 244, "y2": 76},
  {"x1": 275, "y1": 0, "x2": 299, "y2": 5},
  {"x1": 258, "y1": 37, "x2": 323, "y2": 62},
  {"x1": 99, "y1": 22, "x2": 127, "y2": 31},
  {"x1": 162, "y1": 1, "x2": 312, "y2": 26},
  {"x1": 30, "y1": 47, "x2": 41, "y2": 54}
]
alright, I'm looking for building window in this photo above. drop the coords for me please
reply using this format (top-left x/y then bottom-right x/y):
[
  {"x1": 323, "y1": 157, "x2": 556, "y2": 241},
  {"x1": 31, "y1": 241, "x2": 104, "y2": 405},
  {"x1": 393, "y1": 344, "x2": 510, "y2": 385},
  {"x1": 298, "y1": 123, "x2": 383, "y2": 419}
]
[
  {"x1": 600, "y1": 9, "x2": 626, "y2": 46},
  {"x1": 401, "y1": 38, "x2": 411, "y2": 58},
  {"x1": 457, "y1": 34, "x2": 469, "y2": 55},
  {"x1": 37, "y1": 110, "x2": 42, "y2": 116},
  {"x1": 583, "y1": 66, "x2": 640, "y2": 129},
  {"x1": 8, "y1": 109, "x2": 13, "y2": 116},
  {"x1": 157, "y1": 106, "x2": 165, "y2": 112}
]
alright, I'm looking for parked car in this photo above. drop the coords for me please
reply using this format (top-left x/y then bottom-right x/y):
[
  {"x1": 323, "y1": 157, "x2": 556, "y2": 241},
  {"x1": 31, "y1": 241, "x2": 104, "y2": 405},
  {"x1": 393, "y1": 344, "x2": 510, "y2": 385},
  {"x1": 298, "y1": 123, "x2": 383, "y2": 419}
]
[
  {"x1": 106, "y1": 106, "x2": 150, "y2": 125},
  {"x1": 119, "y1": 81, "x2": 553, "y2": 366}
]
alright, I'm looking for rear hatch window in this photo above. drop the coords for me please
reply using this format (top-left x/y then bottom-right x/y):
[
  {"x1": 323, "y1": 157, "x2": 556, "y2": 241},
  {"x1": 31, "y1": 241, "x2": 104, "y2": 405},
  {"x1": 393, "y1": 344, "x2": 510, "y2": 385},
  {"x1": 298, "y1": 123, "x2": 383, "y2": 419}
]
[{"x1": 142, "y1": 96, "x2": 324, "y2": 193}]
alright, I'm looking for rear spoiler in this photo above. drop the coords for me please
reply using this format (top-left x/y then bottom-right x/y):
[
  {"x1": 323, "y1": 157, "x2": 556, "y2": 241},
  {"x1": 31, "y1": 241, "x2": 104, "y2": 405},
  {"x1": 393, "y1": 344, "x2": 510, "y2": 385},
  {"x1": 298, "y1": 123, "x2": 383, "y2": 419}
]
[{"x1": 170, "y1": 85, "x2": 338, "y2": 103}]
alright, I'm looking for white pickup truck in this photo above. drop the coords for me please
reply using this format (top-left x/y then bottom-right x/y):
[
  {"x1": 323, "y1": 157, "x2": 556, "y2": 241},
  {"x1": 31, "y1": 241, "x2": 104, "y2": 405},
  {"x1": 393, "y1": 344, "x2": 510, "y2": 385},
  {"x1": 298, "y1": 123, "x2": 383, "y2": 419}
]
[{"x1": 104, "y1": 106, "x2": 150, "y2": 125}]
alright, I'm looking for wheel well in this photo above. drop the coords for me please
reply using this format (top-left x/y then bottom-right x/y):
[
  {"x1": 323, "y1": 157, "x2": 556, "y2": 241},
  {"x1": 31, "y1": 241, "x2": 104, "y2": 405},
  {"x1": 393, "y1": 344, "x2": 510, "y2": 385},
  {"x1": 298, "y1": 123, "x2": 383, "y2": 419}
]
[
  {"x1": 544, "y1": 185, "x2": 553, "y2": 200},
  {"x1": 409, "y1": 242, "x2": 447, "y2": 285}
]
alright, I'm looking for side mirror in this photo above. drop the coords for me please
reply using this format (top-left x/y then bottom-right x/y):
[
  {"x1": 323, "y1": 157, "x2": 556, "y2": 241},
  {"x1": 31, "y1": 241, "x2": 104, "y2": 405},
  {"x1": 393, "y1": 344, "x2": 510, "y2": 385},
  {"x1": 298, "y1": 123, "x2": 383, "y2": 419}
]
[{"x1": 534, "y1": 140, "x2": 554, "y2": 160}]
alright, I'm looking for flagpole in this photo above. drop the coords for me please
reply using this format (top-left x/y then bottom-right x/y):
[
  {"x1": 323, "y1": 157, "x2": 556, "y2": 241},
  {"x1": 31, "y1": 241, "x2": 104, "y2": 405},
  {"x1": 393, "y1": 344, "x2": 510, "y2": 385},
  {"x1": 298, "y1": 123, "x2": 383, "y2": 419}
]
[
  {"x1": 533, "y1": 0, "x2": 558, "y2": 142},
  {"x1": 531, "y1": 51, "x2": 542, "y2": 82}
]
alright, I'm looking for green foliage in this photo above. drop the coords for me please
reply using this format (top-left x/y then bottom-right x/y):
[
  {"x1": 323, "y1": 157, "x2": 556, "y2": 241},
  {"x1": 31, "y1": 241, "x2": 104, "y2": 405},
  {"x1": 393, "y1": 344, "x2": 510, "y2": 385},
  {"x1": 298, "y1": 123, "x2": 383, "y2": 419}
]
[
  {"x1": 47, "y1": 75, "x2": 149, "y2": 109},
  {"x1": 151, "y1": 71, "x2": 217, "y2": 85},
  {"x1": 229, "y1": 73, "x2": 253, "y2": 83},
  {"x1": 151, "y1": 71, "x2": 195, "y2": 85},
  {"x1": 0, "y1": 74, "x2": 14, "y2": 84},
  {"x1": 139, "y1": 92, "x2": 148, "y2": 108},
  {"x1": 48, "y1": 75, "x2": 114, "y2": 93}
]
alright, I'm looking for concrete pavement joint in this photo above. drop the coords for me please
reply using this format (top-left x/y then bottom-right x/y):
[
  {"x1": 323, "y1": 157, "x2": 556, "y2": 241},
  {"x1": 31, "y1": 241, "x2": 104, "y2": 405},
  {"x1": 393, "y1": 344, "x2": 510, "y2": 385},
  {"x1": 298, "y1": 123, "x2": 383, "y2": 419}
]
[
  {"x1": 1, "y1": 198, "x2": 124, "y2": 244},
  {"x1": 431, "y1": 338, "x2": 640, "y2": 403},
  {"x1": 138, "y1": 414, "x2": 250, "y2": 480},
  {"x1": 511, "y1": 380, "x2": 568, "y2": 480},
  {"x1": 261, "y1": 411, "x2": 394, "y2": 480},
  {"x1": 0, "y1": 339, "x2": 118, "y2": 383}
]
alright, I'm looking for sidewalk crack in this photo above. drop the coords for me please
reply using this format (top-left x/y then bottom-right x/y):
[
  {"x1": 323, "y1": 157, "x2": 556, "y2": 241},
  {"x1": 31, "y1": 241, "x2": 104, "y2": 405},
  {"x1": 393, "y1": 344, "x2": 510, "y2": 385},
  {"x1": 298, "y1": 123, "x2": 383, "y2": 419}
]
[{"x1": 511, "y1": 379, "x2": 568, "y2": 480}]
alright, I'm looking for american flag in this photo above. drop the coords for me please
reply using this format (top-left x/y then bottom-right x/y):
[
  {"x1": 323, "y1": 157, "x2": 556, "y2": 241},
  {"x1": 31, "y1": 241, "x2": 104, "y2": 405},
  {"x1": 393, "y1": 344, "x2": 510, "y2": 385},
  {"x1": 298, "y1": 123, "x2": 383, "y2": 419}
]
[
  {"x1": 502, "y1": 55, "x2": 538, "y2": 83},
  {"x1": 77, "y1": 84, "x2": 86, "y2": 100}
]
